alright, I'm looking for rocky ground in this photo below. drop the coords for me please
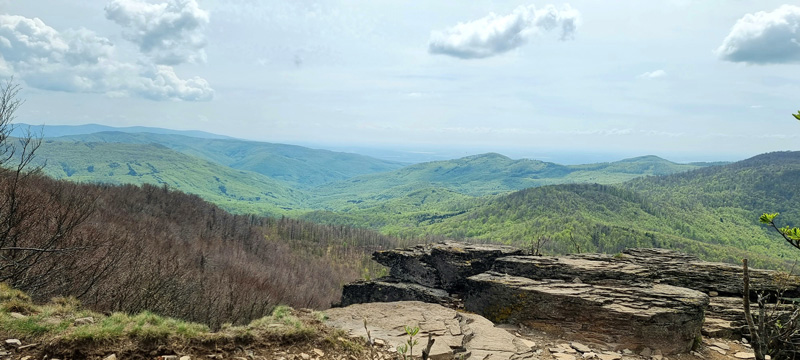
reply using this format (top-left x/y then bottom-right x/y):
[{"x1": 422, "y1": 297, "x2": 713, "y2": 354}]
[
  {"x1": 324, "y1": 301, "x2": 759, "y2": 360},
  {"x1": 0, "y1": 298, "x2": 764, "y2": 360},
  {"x1": 0, "y1": 309, "x2": 761, "y2": 360}
]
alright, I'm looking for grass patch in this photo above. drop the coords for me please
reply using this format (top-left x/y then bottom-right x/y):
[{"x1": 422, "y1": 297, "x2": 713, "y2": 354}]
[
  {"x1": 0, "y1": 282, "x2": 31, "y2": 303},
  {"x1": 245, "y1": 305, "x2": 317, "y2": 340},
  {"x1": 0, "y1": 314, "x2": 68, "y2": 337},
  {"x1": 0, "y1": 284, "x2": 331, "y2": 352}
]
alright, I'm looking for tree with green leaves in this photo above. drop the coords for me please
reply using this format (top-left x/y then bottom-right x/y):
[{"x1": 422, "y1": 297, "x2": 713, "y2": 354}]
[{"x1": 742, "y1": 112, "x2": 800, "y2": 360}]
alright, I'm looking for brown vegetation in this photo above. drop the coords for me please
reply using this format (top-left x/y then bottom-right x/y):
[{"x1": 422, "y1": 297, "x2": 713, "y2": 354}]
[{"x1": 2, "y1": 175, "x2": 402, "y2": 328}]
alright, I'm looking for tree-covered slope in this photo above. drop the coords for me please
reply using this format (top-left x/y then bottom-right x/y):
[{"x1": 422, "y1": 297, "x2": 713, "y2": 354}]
[
  {"x1": 311, "y1": 152, "x2": 713, "y2": 210},
  {"x1": 34, "y1": 140, "x2": 308, "y2": 215},
  {"x1": 55, "y1": 132, "x2": 406, "y2": 188},
  {"x1": 305, "y1": 152, "x2": 800, "y2": 269}
]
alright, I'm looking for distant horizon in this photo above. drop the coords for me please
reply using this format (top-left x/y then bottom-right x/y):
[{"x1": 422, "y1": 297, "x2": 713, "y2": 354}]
[{"x1": 17, "y1": 121, "x2": 767, "y2": 165}]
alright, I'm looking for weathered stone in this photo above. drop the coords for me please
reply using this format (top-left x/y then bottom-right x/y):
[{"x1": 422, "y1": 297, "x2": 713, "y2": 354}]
[
  {"x1": 372, "y1": 242, "x2": 524, "y2": 291},
  {"x1": 495, "y1": 249, "x2": 800, "y2": 298},
  {"x1": 597, "y1": 353, "x2": 621, "y2": 360},
  {"x1": 9, "y1": 312, "x2": 26, "y2": 320},
  {"x1": 325, "y1": 301, "x2": 534, "y2": 360},
  {"x1": 709, "y1": 346, "x2": 726, "y2": 355},
  {"x1": 463, "y1": 272, "x2": 708, "y2": 355},
  {"x1": 494, "y1": 255, "x2": 650, "y2": 285},
  {"x1": 571, "y1": 342, "x2": 592, "y2": 353},
  {"x1": 73, "y1": 316, "x2": 95, "y2": 325},
  {"x1": 734, "y1": 352, "x2": 755, "y2": 359},
  {"x1": 4, "y1": 339, "x2": 21, "y2": 347},
  {"x1": 340, "y1": 279, "x2": 452, "y2": 306},
  {"x1": 712, "y1": 342, "x2": 730, "y2": 350},
  {"x1": 103, "y1": 355, "x2": 117, "y2": 360},
  {"x1": 621, "y1": 248, "x2": 800, "y2": 297},
  {"x1": 553, "y1": 353, "x2": 577, "y2": 360},
  {"x1": 639, "y1": 347, "x2": 652, "y2": 357}
]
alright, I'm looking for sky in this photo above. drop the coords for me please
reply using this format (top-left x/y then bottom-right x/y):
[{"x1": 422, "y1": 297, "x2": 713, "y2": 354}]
[{"x1": 1, "y1": 0, "x2": 799, "y2": 163}]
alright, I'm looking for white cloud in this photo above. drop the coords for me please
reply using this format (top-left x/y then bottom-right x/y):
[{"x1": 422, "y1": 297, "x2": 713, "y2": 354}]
[
  {"x1": 716, "y1": 5, "x2": 800, "y2": 64},
  {"x1": 135, "y1": 65, "x2": 213, "y2": 101},
  {"x1": 638, "y1": 69, "x2": 667, "y2": 79},
  {"x1": 428, "y1": 4, "x2": 581, "y2": 59},
  {"x1": 105, "y1": 0, "x2": 209, "y2": 65},
  {"x1": 0, "y1": 14, "x2": 213, "y2": 101}
]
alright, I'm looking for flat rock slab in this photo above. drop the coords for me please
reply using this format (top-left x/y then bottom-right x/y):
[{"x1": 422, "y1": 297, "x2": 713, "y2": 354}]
[
  {"x1": 495, "y1": 249, "x2": 800, "y2": 298},
  {"x1": 373, "y1": 242, "x2": 524, "y2": 291},
  {"x1": 340, "y1": 279, "x2": 453, "y2": 307},
  {"x1": 463, "y1": 272, "x2": 708, "y2": 355},
  {"x1": 325, "y1": 301, "x2": 535, "y2": 360}
]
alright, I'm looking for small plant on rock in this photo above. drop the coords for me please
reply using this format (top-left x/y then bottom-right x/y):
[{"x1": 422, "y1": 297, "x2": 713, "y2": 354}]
[{"x1": 397, "y1": 325, "x2": 419, "y2": 359}]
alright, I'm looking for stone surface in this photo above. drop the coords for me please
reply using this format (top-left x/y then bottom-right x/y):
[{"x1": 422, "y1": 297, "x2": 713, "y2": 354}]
[
  {"x1": 463, "y1": 272, "x2": 708, "y2": 355},
  {"x1": 340, "y1": 243, "x2": 800, "y2": 355},
  {"x1": 73, "y1": 316, "x2": 95, "y2": 325},
  {"x1": 372, "y1": 242, "x2": 524, "y2": 291},
  {"x1": 571, "y1": 342, "x2": 592, "y2": 353},
  {"x1": 495, "y1": 248, "x2": 800, "y2": 298},
  {"x1": 9, "y1": 312, "x2": 26, "y2": 320},
  {"x1": 4, "y1": 339, "x2": 21, "y2": 347},
  {"x1": 340, "y1": 279, "x2": 452, "y2": 307},
  {"x1": 712, "y1": 342, "x2": 731, "y2": 350},
  {"x1": 325, "y1": 301, "x2": 534, "y2": 360}
]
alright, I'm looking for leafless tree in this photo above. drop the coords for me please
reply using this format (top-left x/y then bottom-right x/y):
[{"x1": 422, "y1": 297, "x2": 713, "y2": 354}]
[{"x1": 0, "y1": 78, "x2": 95, "y2": 294}]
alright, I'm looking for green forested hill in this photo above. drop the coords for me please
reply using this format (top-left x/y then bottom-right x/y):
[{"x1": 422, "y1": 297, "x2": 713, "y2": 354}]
[
  {"x1": 34, "y1": 140, "x2": 308, "y2": 215},
  {"x1": 304, "y1": 152, "x2": 800, "y2": 269},
  {"x1": 55, "y1": 132, "x2": 406, "y2": 188},
  {"x1": 32, "y1": 132, "x2": 800, "y2": 268},
  {"x1": 310, "y1": 152, "x2": 711, "y2": 210}
]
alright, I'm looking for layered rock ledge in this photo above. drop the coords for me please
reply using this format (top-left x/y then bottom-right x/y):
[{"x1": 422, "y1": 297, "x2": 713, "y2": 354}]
[
  {"x1": 340, "y1": 242, "x2": 800, "y2": 355},
  {"x1": 464, "y1": 272, "x2": 707, "y2": 354}
]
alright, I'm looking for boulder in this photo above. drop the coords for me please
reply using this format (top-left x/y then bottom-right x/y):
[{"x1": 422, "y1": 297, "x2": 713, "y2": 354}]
[{"x1": 463, "y1": 272, "x2": 708, "y2": 355}]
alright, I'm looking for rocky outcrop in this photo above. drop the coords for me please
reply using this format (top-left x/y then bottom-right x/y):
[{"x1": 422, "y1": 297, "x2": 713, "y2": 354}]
[
  {"x1": 496, "y1": 248, "x2": 800, "y2": 297},
  {"x1": 340, "y1": 242, "x2": 800, "y2": 355},
  {"x1": 341, "y1": 241, "x2": 523, "y2": 307},
  {"x1": 371, "y1": 242, "x2": 525, "y2": 291},
  {"x1": 464, "y1": 272, "x2": 707, "y2": 354}
]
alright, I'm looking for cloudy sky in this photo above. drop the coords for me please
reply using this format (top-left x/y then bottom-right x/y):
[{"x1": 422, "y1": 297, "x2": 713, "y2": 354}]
[{"x1": 1, "y1": 0, "x2": 799, "y2": 163}]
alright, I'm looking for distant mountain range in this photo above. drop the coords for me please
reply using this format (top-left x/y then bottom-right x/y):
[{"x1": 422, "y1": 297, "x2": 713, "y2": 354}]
[
  {"x1": 14, "y1": 123, "x2": 233, "y2": 140},
  {"x1": 53, "y1": 132, "x2": 406, "y2": 188},
  {"x1": 24, "y1": 123, "x2": 798, "y2": 268},
  {"x1": 31, "y1": 127, "x2": 719, "y2": 213}
]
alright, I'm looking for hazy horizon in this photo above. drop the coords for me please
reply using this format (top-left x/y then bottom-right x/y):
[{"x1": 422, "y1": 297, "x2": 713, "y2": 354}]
[{"x1": 16, "y1": 121, "x2": 764, "y2": 165}]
